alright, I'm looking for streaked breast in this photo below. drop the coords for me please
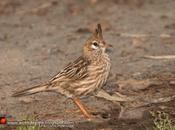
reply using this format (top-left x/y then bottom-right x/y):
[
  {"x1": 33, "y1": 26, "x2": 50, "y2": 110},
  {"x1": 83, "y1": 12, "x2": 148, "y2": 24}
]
[{"x1": 74, "y1": 54, "x2": 111, "y2": 96}]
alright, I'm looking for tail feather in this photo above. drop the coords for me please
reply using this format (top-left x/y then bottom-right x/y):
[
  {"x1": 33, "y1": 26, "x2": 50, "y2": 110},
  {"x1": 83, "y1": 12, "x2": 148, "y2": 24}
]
[{"x1": 12, "y1": 84, "x2": 48, "y2": 97}]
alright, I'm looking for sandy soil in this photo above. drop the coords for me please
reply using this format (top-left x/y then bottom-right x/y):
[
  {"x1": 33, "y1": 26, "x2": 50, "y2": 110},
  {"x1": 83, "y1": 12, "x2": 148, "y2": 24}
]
[{"x1": 0, "y1": 0, "x2": 175, "y2": 130}]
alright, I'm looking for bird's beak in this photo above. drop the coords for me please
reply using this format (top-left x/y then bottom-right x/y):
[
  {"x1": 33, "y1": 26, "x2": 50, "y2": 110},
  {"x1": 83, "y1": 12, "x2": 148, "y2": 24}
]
[
  {"x1": 105, "y1": 43, "x2": 113, "y2": 48},
  {"x1": 105, "y1": 43, "x2": 113, "y2": 53}
]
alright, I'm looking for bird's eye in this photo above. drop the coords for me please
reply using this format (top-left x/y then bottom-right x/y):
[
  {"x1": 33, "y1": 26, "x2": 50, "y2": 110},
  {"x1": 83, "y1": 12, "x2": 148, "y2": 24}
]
[
  {"x1": 91, "y1": 41, "x2": 99, "y2": 49},
  {"x1": 92, "y1": 41, "x2": 98, "y2": 47}
]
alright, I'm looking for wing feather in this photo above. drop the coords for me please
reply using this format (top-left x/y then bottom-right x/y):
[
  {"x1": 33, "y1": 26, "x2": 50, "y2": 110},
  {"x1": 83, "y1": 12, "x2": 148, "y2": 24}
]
[{"x1": 50, "y1": 56, "x2": 90, "y2": 82}]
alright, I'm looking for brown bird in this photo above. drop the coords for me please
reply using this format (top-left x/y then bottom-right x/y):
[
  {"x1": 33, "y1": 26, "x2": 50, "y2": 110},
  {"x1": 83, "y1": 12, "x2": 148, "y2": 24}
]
[{"x1": 12, "y1": 24, "x2": 112, "y2": 120}]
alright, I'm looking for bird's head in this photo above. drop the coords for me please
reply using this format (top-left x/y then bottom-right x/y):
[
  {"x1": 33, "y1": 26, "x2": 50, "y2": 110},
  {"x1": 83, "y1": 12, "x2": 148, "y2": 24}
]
[{"x1": 83, "y1": 24, "x2": 112, "y2": 60}]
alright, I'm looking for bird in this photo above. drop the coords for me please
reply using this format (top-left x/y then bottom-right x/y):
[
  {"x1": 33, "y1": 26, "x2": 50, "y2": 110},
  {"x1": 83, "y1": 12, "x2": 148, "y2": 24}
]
[{"x1": 12, "y1": 24, "x2": 112, "y2": 120}]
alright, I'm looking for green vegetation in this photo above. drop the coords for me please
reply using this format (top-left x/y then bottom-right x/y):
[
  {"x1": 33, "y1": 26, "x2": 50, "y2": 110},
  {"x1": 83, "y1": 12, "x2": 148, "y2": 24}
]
[
  {"x1": 16, "y1": 115, "x2": 40, "y2": 130},
  {"x1": 151, "y1": 111, "x2": 175, "y2": 130}
]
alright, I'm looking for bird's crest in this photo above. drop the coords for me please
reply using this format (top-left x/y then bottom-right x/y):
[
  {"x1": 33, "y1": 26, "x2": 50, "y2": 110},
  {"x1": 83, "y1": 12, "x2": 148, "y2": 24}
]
[{"x1": 93, "y1": 24, "x2": 103, "y2": 39}]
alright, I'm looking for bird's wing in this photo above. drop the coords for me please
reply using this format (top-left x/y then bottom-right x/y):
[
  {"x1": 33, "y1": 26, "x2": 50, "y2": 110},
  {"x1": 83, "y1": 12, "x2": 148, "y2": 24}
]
[{"x1": 50, "y1": 56, "x2": 90, "y2": 82}]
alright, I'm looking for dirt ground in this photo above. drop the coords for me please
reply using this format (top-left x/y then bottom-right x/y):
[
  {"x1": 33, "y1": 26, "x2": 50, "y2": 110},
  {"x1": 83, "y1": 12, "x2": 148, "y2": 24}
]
[{"x1": 0, "y1": 0, "x2": 175, "y2": 130}]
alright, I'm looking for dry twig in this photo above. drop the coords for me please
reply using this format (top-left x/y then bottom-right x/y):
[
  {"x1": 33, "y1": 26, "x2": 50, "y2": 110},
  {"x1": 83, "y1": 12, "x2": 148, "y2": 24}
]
[
  {"x1": 17, "y1": 1, "x2": 57, "y2": 15},
  {"x1": 96, "y1": 89, "x2": 133, "y2": 102},
  {"x1": 116, "y1": 33, "x2": 174, "y2": 38},
  {"x1": 143, "y1": 55, "x2": 175, "y2": 60}
]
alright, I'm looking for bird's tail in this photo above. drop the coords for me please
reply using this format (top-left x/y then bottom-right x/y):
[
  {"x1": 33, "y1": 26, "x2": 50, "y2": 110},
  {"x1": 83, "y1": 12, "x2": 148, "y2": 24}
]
[{"x1": 12, "y1": 84, "x2": 49, "y2": 97}]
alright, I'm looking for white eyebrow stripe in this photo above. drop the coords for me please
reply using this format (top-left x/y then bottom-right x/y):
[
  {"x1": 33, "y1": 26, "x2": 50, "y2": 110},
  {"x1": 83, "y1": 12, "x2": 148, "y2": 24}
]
[{"x1": 92, "y1": 40, "x2": 98, "y2": 43}]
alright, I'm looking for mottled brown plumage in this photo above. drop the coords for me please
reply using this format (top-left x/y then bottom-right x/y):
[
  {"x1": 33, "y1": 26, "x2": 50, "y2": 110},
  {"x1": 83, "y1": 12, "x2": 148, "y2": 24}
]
[{"x1": 12, "y1": 24, "x2": 112, "y2": 120}]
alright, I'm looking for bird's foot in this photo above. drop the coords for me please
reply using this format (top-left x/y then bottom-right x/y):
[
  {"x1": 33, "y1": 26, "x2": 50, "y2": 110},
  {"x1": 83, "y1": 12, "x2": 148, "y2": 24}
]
[
  {"x1": 64, "y1": 107, "x2": 96, "y2": 121},
  {"x1": 65, "y1": 107, "x2": 109, "y2": 121}
]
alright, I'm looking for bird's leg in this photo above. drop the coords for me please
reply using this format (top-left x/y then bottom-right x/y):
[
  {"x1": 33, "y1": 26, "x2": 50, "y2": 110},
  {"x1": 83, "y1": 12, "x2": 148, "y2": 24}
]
[{"x1": 72, "y1": 97, "x2": 92, "y2": 120}]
